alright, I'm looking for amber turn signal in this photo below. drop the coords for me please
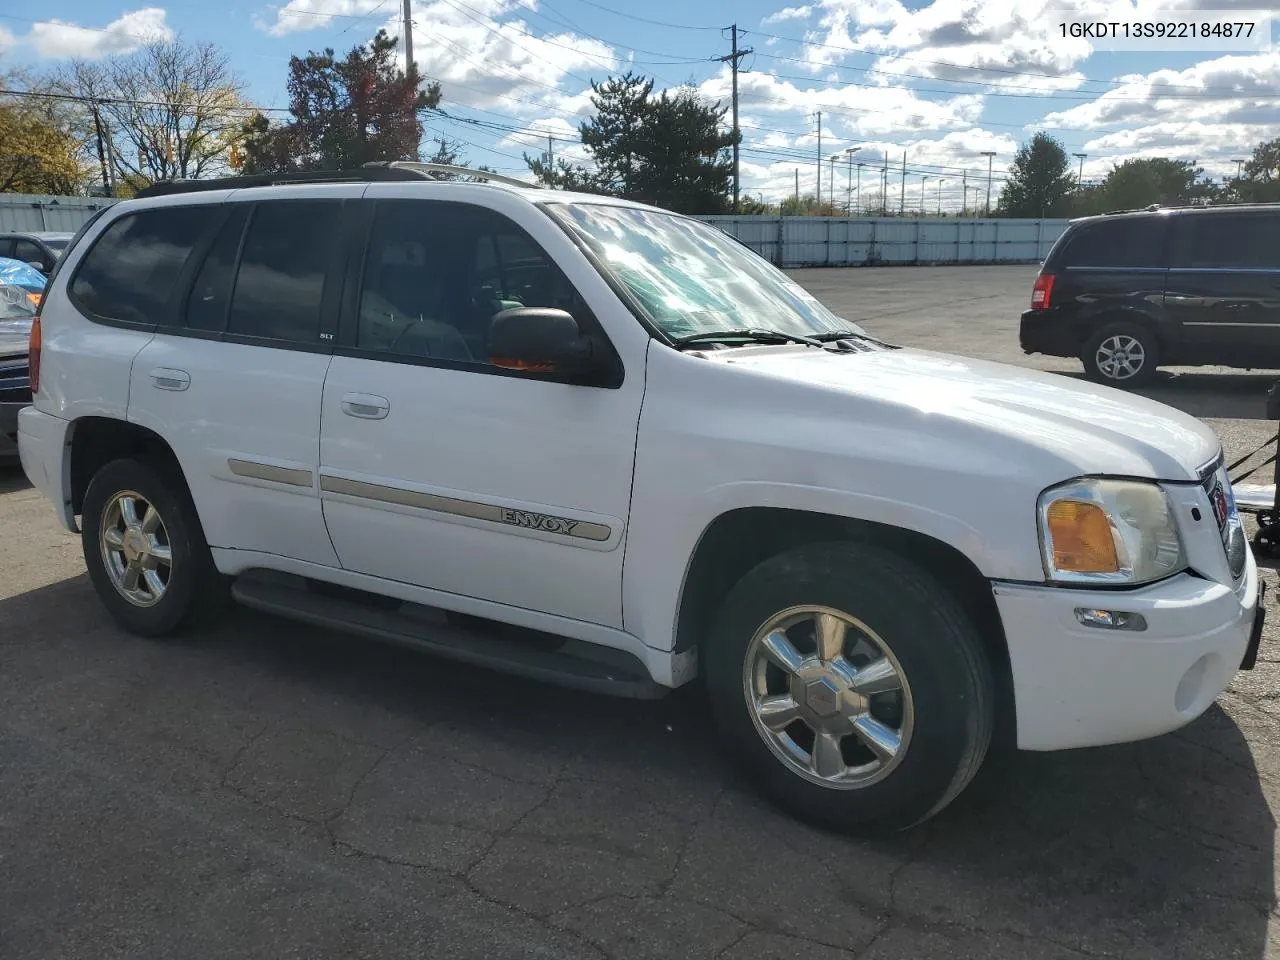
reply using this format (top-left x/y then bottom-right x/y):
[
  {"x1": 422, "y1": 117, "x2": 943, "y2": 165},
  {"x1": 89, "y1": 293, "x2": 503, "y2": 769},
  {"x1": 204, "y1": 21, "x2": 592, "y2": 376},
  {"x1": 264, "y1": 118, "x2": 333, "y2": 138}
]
[{"x1": 1045, "y1": 499, "x2": 1119, "y2": 573}]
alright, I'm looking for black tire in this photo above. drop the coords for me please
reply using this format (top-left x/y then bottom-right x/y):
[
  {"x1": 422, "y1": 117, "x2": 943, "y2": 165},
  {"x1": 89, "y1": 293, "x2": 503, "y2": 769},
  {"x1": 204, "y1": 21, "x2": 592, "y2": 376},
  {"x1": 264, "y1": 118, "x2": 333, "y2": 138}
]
[
  {"x1": 81, "y1": 457, "x2": 228, "y2": 637},
  {"x1": 1082, "y1": 321, "x2": 1159, "y2": 388},
  {"x1": 702, "y1": 541, "x2": 994, "y2": 833}
]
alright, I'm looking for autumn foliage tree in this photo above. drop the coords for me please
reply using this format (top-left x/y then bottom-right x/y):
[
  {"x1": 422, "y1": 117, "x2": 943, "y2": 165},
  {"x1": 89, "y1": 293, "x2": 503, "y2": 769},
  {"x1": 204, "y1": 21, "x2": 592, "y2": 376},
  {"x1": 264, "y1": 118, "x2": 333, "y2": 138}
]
[
  {"x1": 241, "y1": 30, "x2": 441, "y2": 173},
  {"x1": 0, "y1": 83, "x2": 89, "y2": 194}
]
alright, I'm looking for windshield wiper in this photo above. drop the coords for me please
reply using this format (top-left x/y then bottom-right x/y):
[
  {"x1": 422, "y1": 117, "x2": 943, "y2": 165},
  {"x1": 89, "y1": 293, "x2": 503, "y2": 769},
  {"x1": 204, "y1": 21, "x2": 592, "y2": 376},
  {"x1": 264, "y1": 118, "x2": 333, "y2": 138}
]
[
  {"x1": 673, "y1": 328, "x2": 823, "y2": 349},
  {"x1": 811, "y1": 329, "x2": 898, "y2": 349}
]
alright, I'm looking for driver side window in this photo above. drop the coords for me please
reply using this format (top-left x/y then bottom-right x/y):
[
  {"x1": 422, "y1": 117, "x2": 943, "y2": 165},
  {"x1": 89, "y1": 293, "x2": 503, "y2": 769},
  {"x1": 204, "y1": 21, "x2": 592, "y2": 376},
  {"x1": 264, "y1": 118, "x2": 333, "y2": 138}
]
[{"x1": 357, "y1": 200, "x2": 586, "y2": 367}]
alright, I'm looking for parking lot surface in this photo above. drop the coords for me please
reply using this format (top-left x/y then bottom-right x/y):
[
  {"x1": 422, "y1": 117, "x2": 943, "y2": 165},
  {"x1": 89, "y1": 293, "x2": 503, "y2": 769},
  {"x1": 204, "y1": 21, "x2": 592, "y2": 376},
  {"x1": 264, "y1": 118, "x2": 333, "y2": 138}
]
[{"x1": 3, "y1": 265, "x2": 1279, "y2": 959}]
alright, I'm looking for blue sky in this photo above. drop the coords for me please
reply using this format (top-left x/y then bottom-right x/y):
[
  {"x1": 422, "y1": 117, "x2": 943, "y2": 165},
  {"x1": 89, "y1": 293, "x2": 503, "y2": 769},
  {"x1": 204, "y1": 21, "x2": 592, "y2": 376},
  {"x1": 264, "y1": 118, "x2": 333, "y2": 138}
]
[{"x1": 1, "y1": 0, "x2": 1276, "y2": 209}]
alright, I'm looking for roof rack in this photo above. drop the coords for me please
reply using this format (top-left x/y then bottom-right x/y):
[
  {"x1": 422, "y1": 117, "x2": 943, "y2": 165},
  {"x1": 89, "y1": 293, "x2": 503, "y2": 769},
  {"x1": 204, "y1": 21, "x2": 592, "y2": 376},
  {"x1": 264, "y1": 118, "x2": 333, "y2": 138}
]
[
  {"x1": 134, "y1": 161, "x2": 539, "y2": 199},
  {"x1": 363, "y1": 161, "x2": 540, "y2": 189}
]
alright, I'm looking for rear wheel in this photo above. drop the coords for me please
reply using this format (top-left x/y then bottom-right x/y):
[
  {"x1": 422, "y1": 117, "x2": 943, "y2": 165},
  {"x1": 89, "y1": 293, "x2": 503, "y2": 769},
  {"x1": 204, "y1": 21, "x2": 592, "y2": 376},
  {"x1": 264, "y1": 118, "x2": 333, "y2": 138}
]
[
  {"x1": 1082, "y1": 321, "x2": 1159, "y2": 388},
  {"x1": 702, "y1": 541, "x2": 994, "y2": 833},
  {"x1": 82, "y1": 458, "x2": 227, "y2": 636}
]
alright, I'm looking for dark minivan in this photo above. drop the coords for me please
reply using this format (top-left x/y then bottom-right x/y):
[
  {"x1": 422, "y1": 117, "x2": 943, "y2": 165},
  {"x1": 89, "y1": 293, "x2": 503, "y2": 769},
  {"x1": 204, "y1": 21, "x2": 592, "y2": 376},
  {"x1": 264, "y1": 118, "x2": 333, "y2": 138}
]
[{"x1": 1020, "y1": 203, "x2": 1280, "y2": 387}]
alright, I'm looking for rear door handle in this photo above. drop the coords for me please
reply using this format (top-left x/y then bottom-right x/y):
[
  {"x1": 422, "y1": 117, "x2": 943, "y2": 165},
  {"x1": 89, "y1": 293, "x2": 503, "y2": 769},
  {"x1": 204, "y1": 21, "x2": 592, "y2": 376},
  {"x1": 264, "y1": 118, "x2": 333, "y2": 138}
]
[
  {"x1": 340, "y1": 392, "x2": 390, "y2": 420},
  {"x1": 150, "y1": 367, "x2": 190, "y2": 391}
]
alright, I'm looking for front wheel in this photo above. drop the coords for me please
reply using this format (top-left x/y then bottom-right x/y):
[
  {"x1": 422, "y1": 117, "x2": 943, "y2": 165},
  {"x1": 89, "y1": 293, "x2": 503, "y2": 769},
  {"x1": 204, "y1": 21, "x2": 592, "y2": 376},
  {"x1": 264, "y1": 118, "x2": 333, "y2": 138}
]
[
  {"x1": 702, "y1": 542, "x2": 994, "y2": 833},
  {"x1": 1082, "y1": 322, "x2": 1159, "y2": 388}
]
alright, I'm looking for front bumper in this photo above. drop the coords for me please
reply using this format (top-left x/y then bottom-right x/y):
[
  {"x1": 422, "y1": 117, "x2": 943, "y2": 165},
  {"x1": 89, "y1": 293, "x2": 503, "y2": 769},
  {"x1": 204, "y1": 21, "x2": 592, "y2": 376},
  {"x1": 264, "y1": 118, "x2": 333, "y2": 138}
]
[{"x1": 995, "y1": 555, "x2": 1261, "y2": 752}]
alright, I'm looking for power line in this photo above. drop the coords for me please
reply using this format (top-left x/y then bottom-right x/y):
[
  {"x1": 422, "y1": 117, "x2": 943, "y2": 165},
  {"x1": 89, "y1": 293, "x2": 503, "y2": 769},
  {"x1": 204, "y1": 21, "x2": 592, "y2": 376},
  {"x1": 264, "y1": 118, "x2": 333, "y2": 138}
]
[{"x1": 550, "y1": 0, "x2": 721, "y2": 30}]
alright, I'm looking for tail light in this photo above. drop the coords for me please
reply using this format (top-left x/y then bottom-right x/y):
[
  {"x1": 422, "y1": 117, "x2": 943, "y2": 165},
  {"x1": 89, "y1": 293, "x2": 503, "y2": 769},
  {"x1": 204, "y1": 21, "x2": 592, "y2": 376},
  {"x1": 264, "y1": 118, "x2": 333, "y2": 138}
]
[
  {"x1": 1031, "y1": 273, "x2": 1055, "y2": 311},
  {"x1": 28, "y1": 315, "x2": 40, "y2": 395}
]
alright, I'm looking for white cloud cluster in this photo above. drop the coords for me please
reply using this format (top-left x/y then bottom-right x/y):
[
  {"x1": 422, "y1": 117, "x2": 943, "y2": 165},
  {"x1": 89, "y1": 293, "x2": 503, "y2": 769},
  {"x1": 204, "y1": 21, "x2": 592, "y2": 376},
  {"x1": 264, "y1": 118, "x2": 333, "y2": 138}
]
[{"x1": 27, "y1": 8, "x2": 174, "y2": 60}]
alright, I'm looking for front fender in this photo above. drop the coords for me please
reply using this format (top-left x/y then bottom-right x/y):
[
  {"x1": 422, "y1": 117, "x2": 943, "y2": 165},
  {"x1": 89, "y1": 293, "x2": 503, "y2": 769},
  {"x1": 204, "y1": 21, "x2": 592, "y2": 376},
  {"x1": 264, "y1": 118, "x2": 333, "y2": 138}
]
[{"x1": 621, "y1": 479, "x2": 1028, "y2": 653}]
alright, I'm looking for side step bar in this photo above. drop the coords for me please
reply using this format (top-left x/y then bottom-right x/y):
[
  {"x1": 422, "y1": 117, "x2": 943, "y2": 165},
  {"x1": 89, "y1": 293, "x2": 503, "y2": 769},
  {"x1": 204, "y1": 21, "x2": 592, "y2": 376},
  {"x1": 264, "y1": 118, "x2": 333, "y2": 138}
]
[{"x1": 230, "y1": 570, "x2": 666, "y2": 700}]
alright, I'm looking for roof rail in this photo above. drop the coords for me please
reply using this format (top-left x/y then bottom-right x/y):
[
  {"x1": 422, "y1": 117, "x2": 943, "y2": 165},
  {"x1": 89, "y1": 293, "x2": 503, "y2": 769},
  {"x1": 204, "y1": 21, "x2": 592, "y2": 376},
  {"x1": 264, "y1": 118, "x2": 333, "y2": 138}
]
[
  {"x1": 363, "y1": 161, "x2": 540, "y2": 188},
  {"x1": 133, "y1": 166, "x2": 432, "y2": 198}
]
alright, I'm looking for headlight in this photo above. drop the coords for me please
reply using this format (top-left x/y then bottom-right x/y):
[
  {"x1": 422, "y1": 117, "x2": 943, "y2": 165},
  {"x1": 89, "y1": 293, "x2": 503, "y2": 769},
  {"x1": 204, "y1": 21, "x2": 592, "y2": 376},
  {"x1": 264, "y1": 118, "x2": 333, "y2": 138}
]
[{"x1": 1037, "y1": 478, "x2": 1186, "y2": 585}]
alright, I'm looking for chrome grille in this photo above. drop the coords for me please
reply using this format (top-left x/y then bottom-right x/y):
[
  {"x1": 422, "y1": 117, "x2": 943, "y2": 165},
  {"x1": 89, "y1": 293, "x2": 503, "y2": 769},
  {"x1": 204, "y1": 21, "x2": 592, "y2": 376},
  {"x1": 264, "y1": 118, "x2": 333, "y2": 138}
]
[{"x1": 1201, "y1": 456, "x2": 1246, "y2": 579}]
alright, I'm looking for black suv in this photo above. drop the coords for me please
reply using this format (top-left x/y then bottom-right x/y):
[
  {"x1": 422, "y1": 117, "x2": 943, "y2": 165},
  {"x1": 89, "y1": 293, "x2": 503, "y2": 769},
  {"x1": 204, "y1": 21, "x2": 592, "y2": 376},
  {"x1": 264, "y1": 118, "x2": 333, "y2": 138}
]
[{"x1": 1020, "y1": 203, "x2": 1280, "y2": 387}]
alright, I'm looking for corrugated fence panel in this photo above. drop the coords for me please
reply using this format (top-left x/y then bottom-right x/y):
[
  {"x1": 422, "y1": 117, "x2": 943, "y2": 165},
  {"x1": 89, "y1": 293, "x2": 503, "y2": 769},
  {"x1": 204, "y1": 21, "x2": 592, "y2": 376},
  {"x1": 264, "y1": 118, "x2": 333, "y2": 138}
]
[
  {"x1": 0, "y1": 194, "x2": 119, "y2": 233},
  {"x1": 701, "y1": 215, "x2": 1070, "y2": 268}
]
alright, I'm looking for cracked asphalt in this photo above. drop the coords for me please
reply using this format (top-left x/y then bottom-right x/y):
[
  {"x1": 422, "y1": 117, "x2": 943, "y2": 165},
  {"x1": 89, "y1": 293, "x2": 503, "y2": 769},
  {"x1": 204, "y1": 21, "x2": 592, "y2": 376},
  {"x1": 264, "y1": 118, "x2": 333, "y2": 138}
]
[{"x1": 2, "y1": 264, "x2": 1279, "y2": 959}]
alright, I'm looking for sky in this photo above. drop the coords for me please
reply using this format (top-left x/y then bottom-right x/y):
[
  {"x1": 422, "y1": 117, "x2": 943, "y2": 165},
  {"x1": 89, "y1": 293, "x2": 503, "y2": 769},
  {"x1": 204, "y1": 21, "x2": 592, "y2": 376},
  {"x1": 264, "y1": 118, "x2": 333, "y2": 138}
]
[{"x1": 0, "y1": 0, "x2": 1277, "y2": 211}]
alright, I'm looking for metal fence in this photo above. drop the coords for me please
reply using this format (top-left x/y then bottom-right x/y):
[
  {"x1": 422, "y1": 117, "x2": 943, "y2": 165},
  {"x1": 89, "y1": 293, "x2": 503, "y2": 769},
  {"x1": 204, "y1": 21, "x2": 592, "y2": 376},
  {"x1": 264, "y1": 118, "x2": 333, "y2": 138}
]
[
  {"x1": 0, "y1": 194, "x2": 119, "y2": 233},
  {"x1": 698, "y1": 216, "x2": 1070, "y2": 267},
  {"x1": 0, "y1": 195, "x2": 1068, "y2": 268}
]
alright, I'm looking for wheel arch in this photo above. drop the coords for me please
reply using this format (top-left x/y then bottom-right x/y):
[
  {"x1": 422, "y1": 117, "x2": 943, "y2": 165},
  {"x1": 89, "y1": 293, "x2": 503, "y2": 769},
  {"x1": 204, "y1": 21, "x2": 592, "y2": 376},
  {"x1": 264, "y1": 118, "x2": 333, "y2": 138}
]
[
  {"x1": 69, "y1": 416, "x2": 188, "y2": 517},
  {"x1": 674, "y1": 506, "x2": 1016, "y2": 744}
]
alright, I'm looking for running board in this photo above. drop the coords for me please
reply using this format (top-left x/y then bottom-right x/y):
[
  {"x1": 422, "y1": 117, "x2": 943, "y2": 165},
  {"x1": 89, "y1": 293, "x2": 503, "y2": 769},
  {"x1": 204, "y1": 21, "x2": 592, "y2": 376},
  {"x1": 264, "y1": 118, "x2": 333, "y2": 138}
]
[{"x1": 230, "y1": 570, "x2": 665, "y2": 700}]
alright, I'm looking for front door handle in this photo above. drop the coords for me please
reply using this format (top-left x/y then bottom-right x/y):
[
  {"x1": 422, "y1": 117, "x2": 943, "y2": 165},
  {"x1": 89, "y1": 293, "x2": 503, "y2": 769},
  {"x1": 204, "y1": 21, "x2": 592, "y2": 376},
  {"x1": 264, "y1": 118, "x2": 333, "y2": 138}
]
[
  {"x1": 150, "y1": 367, "x2": 190, "y2": 391},
  {"x1": 340, "y1": 392, "x2": 390, "y2": 420}
]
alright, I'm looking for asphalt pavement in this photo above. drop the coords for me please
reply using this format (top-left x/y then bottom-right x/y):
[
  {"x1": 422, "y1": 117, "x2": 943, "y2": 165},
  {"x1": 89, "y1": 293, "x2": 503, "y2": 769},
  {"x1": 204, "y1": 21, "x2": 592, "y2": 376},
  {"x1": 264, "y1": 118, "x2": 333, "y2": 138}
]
[{"x1": 2, "y1": 265, "x2": 1278, "y2": 959}]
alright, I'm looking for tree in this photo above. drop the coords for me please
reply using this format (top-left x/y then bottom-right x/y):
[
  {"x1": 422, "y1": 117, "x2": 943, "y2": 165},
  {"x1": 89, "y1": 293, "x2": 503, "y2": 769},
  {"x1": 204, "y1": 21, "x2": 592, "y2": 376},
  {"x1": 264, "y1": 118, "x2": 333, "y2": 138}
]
[
  {"x1": 58, "y1": 39, "x2": 251, "y2": 186},
  {"x1": 997, "y1": 132, "x2": 1075, "y2": 218},
  {"x1": 1087, "y1": 158, "x2": 1220, "y2": 212},
  {"x1": 1231, "y1": 137, "x2": 1280, "y2": 204},
  {"x1": 525, "y1": 72, "x2": 738, "y2": 214},
  {"x1": 241, "y1": 29, "x2": 440, "y2": 173},
  {"x1": 0, "y1": 78, "x2": 91, "y2": 194}
]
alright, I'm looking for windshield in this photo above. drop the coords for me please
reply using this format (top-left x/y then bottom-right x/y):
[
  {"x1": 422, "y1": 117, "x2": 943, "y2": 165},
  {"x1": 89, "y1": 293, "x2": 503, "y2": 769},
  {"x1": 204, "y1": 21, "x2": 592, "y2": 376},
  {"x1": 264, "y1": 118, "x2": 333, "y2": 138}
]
[{"x1": 551, "y1": 203, "x2": 852, "y2": 341}]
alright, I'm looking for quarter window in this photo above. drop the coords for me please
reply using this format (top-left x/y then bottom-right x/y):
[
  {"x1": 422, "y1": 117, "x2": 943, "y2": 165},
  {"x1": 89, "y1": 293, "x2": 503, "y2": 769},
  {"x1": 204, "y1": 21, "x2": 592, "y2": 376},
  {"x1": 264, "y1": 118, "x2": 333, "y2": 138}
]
[
  {"x1": 227, "y1": 200, "x2": 339, "y2": 344},
  {"x1": 70, "y1": 207, "x2": 216, "y2": 325},
  {"x1": 1059, "y1": 217, "x2": 1167, "y2": 268}
]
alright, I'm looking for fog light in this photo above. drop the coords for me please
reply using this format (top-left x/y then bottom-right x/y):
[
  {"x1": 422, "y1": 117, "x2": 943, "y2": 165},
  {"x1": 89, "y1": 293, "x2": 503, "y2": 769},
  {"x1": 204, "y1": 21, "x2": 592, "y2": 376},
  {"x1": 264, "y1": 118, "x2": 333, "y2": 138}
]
[{"x1": 1074, "y1": 608, "x2": 1147, "y2": 631}]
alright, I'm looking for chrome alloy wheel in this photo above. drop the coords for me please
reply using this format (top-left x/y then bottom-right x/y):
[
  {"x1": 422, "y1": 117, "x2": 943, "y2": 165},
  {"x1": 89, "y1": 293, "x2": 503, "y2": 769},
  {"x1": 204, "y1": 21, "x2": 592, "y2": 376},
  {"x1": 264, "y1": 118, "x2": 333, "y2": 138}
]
[
  {"x1": 99, "y1": 490, "x2": 173, "y2": 607},
  {"x1": 1095, "y1": 334, "x2": 1146, "y2": 381},
  {"x1": 743, "y1": 606, "x2": 914, "y2": 789}
]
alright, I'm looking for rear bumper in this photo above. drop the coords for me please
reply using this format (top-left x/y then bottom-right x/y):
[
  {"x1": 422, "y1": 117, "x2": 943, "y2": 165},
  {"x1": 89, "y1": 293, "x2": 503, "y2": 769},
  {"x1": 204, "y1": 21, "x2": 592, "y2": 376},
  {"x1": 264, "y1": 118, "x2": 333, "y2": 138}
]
[
  {"x1": 0, "y1": 401, "x2": 19, "y2": 462},
  {"x1": 1019, "y1": 309, "x2": 1080, "y2": 358},
  {"x1": 17, "y1": 405, "x2": 75, "y2": 531},
  {"x1": 996, "y1": 556, "x2": 1260, "y2": 751}
]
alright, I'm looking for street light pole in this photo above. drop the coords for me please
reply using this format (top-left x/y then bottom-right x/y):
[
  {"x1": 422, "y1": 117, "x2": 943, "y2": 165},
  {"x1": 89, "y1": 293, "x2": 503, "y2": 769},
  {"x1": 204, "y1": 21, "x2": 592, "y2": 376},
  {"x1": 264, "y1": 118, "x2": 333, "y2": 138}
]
[
  {"x1": 843, "y1": 147, "x2": 859, "y2": 214},
  {"x1": 829, "y1": 155, "x2": 838, "y2": 210},
  {"x1": 855, "y1": 162, "x2": 864, "y2": 215},
  {"x1": 920, "y1": 175, "x2": 928, "y2": 215},
  {"x1": 980, "y1": 151, "x2": 996, "y2": 215},
  {"x1": 937, "y1": 177, "x2": 945, "y2": 216}
]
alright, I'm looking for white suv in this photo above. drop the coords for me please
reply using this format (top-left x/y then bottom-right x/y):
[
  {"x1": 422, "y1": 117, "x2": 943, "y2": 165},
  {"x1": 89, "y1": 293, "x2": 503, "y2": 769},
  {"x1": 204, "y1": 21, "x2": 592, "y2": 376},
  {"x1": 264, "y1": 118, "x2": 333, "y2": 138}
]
[{"x1": 17, "y1": 165, "x2": 1264, "y2": 832}]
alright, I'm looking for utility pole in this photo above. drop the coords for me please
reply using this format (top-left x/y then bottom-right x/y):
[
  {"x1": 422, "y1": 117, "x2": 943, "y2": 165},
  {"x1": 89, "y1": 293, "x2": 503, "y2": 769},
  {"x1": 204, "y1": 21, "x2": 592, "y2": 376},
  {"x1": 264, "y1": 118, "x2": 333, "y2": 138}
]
[
  {"x1": 1072, "y1": 152, "x2": 1087, "y2": 189},
  {"x1": 899, "y1": 150, "x2": 907, "y2": 216},
  {"x1": 717, "y1": 25, "x2": 752, "y2": 212},
  {"x1": 89, "y1": 102, "x2": 111, "y2": 196},
  {"x1": 961, "y1": 170, "x2": 967, "y2": 216},
  {"x1": 402, "y1": 0, "x2": 414, "y2": 71},
  {"x1": 794, "y1": 168, "x2": 799, "y2": 207},
  {"x1": 828, "y1": 155, "x2": 837, "y2": 210},
  {"x1": 881, "y1": 153, "x2": 889, "y2": 217},
  {"x1": 920, "y1": 176, "x2": 928, "y2": 215},
  {"x1": 547, "y1": 133, "x2": 554, "y2": 167},
  {"x1": 981, "y1": 151, "x2": 996, "y2": 216},
  {"x1": 937, "y1": 177, "x2": 945, "y2": 216},
  {"x1": 843, "y1": 147, "x2": 858, "y2": 214},
  {"x1": 815, "y1": 112, "x2": 822, "y2": 206},
  {"x1": 855, "y1": 162, "x2": 864, "y2": 215},
  {"x1": 1232, "y1": 158, "x2": 1245, "y2": 180}
]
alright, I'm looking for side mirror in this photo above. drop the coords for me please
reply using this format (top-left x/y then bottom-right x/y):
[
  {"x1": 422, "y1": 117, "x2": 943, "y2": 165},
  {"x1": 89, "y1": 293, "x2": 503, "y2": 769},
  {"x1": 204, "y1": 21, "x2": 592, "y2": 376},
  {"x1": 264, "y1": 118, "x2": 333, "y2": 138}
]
[{"x1": 489, "y1": 307, "x2": 596, "y2": 377}]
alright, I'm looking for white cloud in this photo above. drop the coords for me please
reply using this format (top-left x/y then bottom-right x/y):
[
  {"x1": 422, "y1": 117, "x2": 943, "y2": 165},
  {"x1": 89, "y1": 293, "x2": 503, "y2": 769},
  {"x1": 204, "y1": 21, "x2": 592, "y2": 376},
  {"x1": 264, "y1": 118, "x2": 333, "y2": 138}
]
[
  {"x1": 28, "y1": 8, "x2": 173, "y2": 59},
  {"x1": 762, "y1": 6, "x2": 815, "y2": 25},
  {"x1": 0, "y1": 26, "x2": 16, "y2": 56}
]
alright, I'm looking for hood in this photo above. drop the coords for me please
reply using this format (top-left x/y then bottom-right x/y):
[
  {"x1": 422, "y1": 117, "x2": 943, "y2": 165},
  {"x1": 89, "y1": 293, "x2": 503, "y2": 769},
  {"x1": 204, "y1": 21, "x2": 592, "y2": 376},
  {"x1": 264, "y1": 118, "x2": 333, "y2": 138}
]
[{"x1": 703, "y1": 345, "x2": 1219, "y2": 482}]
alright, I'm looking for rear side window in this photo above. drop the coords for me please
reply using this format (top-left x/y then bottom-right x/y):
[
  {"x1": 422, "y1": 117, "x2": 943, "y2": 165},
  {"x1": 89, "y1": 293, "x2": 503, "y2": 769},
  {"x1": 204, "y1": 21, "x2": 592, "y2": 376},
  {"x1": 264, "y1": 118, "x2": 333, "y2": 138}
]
[
  {"x1": 1179, "y1": 213, "x2": 1280, "y2": 269},
  {"x1": 227, "y1": 200, "x2": 339, "y2": 344},
  {"x1": 70, "y1": 207, "x2": 215, "y2": 325},
  {"x1": 1058, "y1": 217, "x2": 1167, "y2": 269}
]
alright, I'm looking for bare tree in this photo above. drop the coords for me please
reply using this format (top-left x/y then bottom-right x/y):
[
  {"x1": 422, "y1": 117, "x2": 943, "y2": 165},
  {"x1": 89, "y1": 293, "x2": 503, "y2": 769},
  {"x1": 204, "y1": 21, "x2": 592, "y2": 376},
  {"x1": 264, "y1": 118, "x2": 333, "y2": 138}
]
[{"x1": 58, "y1": 39, "x2": 250, "y2": 187}]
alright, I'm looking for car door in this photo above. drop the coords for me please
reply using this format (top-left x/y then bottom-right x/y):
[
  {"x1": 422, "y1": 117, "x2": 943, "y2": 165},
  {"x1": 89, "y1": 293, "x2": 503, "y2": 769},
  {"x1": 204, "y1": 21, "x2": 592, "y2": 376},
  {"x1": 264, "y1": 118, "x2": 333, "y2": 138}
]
[
  {"x1": 1164, "y1": 211, "x2": 1280, "y2": 364},
  {"x1": 318, "y1": 195, "x2": 643, "y2": 627},
  {"x1": 127, "y1": 190, "x2": 356, "y2": 567}
]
